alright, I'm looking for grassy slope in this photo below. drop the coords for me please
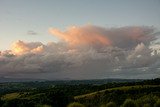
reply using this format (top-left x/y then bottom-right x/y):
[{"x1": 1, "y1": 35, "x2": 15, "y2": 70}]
[
  {"x1": 1, "y1": 92, "x2": 45, "y2": 101},
  {"x1": 74, "y1": 85, "x2": 160, "y2": 100},
  {"x1": 1, "y1": 93, "x2": 20, "y2": 100},
  {"x1": 3, "y1": 85, "x2": 159, "y2": 101}
]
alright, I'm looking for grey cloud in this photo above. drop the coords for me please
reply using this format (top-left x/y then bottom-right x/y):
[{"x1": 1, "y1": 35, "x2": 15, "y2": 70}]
[
  {"x1": 27, "y1": 30, "x2": 38, "y2": 35},
  {"x1": 0, "y1": 25, "x2": 160, "y2": 79}
]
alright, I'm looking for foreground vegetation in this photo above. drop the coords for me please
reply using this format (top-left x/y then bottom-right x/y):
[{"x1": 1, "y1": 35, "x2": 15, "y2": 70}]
[{"x1": 0, "y1": 78, "x2": 160, "y2": 107}]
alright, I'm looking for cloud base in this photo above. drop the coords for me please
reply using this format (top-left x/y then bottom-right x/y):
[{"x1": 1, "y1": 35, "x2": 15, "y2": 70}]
[{"x1": 0, "y1": 25, "x2": 160, "y2": 79}]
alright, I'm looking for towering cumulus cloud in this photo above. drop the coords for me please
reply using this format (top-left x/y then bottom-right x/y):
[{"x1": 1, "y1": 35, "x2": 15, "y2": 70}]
[
  {"x1": 11, "y1": 40, "x2": 44, "y2": 55},
  {"x1": 49, "y1": 25, "x2": 155, "y2": 49},
  {"x1": 49, "y1": 25, "x2": 112, "y2": 48},
  {"x1": 0, "y1": 25, "x2": 160, "y2": 79}
]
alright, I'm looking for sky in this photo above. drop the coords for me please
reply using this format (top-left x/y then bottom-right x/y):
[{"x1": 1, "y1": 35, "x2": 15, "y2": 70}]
[{"x1": 0, "y1": 0, "x2": 160, "y2": 80}]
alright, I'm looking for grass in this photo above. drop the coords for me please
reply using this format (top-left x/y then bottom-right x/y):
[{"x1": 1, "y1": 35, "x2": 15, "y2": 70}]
[
  {"x1": 1, "y1": 85, "x2": 160, "y2": 101},
  {"x1": 23, "y1": 93, "x2": 45, "y2": 100},
  {"x1": 74, "y1": 85, "x2": 160, "y2": 99},
  {"x1": 1, "y1": 93, "x2": 20, "y2": 100}
]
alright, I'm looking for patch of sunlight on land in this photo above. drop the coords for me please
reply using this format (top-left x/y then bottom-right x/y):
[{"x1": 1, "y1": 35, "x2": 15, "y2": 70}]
[
  {"x1": 24, "y1": 93, "x2": 45, "y2": 100},
  {"x1": 2, "y1": 93, "x2": 20, "y2": 100},
  {"x1": 74, "y1": 85, "x2": 160, "y2": 99}
]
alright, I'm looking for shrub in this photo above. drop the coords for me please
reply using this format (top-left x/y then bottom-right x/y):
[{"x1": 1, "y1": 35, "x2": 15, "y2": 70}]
[
  {"x1": 36, "y1": 104, "x2": 52, "y2": 107},
  {"x1": 100, "y1": 102, "x2": 116, "y2": 107},
  {"x1": 106, "y1": 102, "x2": 116, "y2": 107},
  {"x1": 154, "y1": 99, "x2": 160, "y2": 107},
  {"x1": 121, "y1": 99, "x2": 137, "y2": 107},
  {"x1": 67, "y1": 102, "x2": 85, "y2": 107},
  {"x1": 143, "y1": 104, "x2": 151, "y2": 107}
]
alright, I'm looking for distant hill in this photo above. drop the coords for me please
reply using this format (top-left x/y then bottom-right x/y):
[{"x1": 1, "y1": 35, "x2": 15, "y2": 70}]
[
  {"x1": 0, "y1": 77, "x2": 143, "y2": 84},
  {"x1": 0, "y1": 77, "x2": 46, "y2": 83}
]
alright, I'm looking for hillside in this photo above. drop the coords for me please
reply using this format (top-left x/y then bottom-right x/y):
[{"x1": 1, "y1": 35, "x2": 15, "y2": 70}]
[
  {"x1": 74, "y1": 85, "x2": 160, "y2": 107},
  {"x1": 0, "y1": 78, "x2": 160, "y2": 107}
]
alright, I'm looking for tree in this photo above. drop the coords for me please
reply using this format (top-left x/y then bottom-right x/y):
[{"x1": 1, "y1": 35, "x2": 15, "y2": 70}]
[
  {"x1": 154, "y1": 99, "x2": 160, "y2": 107},
  {"x1": 143, "y1": 104, "x2": 151, "y2": 107},
  {"x1": 67, "y1": 102, "x2": 85, "y2": 107},
  {"x1": 121, "y1": 99, "x2": 137, "y2": 107},
  {"x1": 36, "y1": 104, "x2": 52, "y2": 107},
  {"x1": 106, "y1": 102, "x2": 116, "y2": 107},
  {"x1": 0, "y1": 99, "x2": 4, "y2": 106}
]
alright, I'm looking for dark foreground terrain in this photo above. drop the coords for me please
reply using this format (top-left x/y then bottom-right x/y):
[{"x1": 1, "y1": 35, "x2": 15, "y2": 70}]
[{"x1": 0, "y1": 78, "x2": 160, "y2": 107}]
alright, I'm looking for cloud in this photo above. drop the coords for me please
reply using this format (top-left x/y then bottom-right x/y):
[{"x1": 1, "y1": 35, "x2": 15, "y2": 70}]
[
  {"x1": 49, "y1": 26, "x2": 112, "y2": 49},
  {"x1": 0, "y1": 25, "x2": 160, "y2": 79},
  {"x1": 11, "y1": 40, "x2": 44, "y2": 55},
  {"x1": 49, "y1": 25, "x2": 155, "y2": 49},
  {"x1": 27, "y1": 30, "x2": 38, "y2": 35}
]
